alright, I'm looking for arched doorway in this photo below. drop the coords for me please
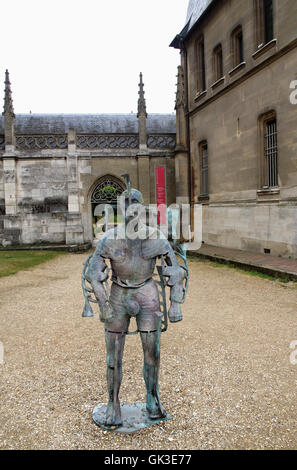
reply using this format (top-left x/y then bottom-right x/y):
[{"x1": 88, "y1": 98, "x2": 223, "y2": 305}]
[{"x1": 91, "y1": 175, "x2": 125, "y2": 240}]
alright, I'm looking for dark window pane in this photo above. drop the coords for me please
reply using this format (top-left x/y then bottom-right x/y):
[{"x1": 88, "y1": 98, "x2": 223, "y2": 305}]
[
  {"x1": 201, "y1": 40, "x2": 206, "y2": 90},
  {"x1": 238, "y1": 31, "x2": 244, "y2": 63},
  {"x1": 213, "y1": 45, "x2": 223, "y2": 80},
  {"x1": 264, "y1": 0, "x2": 274, "y2": 43},
  {"x1": 231, "y1": 27, "x2": 244, "y2": 67},
  {"x1": 197, "y1": 38, "x2": 206, "y2": 92},
  {"x1": 218, "y1": 48, "x2": 223, "y2": 77}
]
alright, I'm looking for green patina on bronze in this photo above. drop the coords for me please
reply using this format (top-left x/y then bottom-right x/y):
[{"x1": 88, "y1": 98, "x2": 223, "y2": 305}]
[{"x1": 81, "y1": 176, "x2": 189, "y2": 432}]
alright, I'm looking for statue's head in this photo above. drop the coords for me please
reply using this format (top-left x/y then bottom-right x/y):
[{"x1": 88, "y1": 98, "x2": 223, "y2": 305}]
[
  {"x1": 119, "y1": 188, "x2": 146, "y2": 232},
  {"x1": 121, "y1": 174, "x2": 143, "y2": 208},
  {"x1": 120, "y1": 175, "x2": 146, "y2": 231},
  {"x1": 122, "y1": 188, "x2": 144, "y2": 206}
]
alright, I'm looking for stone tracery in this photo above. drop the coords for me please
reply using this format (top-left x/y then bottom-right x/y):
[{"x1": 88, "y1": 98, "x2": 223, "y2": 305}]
[{"x1": 91, "y1": 176, "x2": 125, "y2": 204}]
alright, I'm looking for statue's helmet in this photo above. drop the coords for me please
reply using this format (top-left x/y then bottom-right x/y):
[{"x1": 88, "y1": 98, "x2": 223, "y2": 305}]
[{"x1": 122, "y1": 188, "x2": 144, "y2": 205}]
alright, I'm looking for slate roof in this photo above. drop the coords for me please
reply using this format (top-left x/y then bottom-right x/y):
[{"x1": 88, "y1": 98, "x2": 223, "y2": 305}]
[
  {"x1": 185, "y1": 0, "x2": 213, "y2": 32},
  {"x1": 170, "y1": 0, "x2": 214, "y2": 47},
  {"x1": 0, "y1": 113, "x2": 176, "y2": 135}
]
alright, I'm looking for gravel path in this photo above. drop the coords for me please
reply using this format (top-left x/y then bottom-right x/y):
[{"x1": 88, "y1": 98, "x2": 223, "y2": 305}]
[{"x1": 0, "y1": 253, "x2": 296, "y2": 450}]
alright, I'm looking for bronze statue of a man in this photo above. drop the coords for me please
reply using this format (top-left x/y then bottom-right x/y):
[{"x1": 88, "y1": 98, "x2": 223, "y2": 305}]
[{"x1": 82, "y1": 186, "x2": 188, "y2": 429}]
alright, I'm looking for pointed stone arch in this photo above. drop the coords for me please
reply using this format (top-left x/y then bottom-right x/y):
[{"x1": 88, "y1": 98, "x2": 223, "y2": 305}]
[
  {"x1": 90, "y1": 175, "x2": 126, "y2": 240},
  {"x1": 91, "y1": 175, "x2": 126, "y2": 205}
]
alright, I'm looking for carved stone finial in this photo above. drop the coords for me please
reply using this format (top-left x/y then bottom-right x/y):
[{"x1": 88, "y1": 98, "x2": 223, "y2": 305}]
[
  {"x1": 3, "y1": 69, "x2": 15, "y2": 117},
  {"x1": 175, "y1": 66, "x2": 186, "y2": 110},
  {"x1": 137, "y1": 72, "x2": 147, "y2": 118}
]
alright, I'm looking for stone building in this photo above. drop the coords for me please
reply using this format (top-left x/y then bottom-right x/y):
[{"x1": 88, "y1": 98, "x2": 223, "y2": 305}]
[
  {"x1": 171, "y1": 0, "x2": 297, "y2": 257},
  {"x1": 0, "y1": 72, "x2": 176, "y2": 246}
]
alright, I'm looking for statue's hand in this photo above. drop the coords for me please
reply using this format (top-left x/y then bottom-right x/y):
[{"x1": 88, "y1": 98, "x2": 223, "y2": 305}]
[
  {"x1": 100, "y1": 302, "x2": 114, "y2": 323},
  {"x1": 168, "y1": 302, "x2": 182, "y2": 323}
]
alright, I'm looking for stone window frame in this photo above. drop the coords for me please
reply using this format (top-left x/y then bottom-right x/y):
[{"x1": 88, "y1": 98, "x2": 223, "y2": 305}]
[
  {"x1": 212, "y1": 43, "x2": 223, "y2": 83},
  {"x1": 258, "y1": 110, "x2": 279, "y2": 190},
  {"x1": 195, "y1": 35, "x2": 206, "y2": 94},
  {"x1": 230, "y1": 25, "x2": 244, "y2": 69},
  {"x1": 254, "y1": 0, "x2": 275, "y2": 50}
]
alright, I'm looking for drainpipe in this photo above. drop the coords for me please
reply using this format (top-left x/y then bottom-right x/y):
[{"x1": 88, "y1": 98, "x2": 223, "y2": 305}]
[{"x1": 180, "y1": 39, "x2": 194, "y2": 231}]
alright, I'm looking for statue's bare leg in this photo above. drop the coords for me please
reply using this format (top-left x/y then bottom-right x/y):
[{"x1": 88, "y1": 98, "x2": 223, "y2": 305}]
[
  {"x1": 105, "y1": 330, "x2": 126, "y2": 427},
  {"x1": 140, "y1": 330, "x2": 167, "y2": 420}
]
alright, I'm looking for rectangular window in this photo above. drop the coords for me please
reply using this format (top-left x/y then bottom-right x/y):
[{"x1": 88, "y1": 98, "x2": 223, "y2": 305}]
[
  {"x1": 255, "y1": 0, "x2": 274, "y2": 47},
  {"x1": 264, "y1": 118, "x2": 278, "y2": 187},
  {"x1": 196, "y1": 36, "x2": 206, "y2": 93},
  {"x1": 231, "y1": 26, "x2": 244, "y2": 67},
  {"x1": 199, "y1": 142, "x2": 209, "y2": 196},
  {"x1": 238, "y1": 30, "x2": 244, "y2": 63},
  {"x1": 264, "y1": 0, "x2": 274, "y2": 43},
  {"x1": 213, "y1": 44, "x2": 223, "y2": 82}
]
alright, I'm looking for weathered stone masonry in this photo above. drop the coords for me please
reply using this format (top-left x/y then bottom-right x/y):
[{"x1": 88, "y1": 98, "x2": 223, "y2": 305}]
[
  {"x1": 172, "y1": 0, "x2": 297, "y2": 258},
  {"x1": 0, "y1": 72, "x2": 176, "y2": 245}
]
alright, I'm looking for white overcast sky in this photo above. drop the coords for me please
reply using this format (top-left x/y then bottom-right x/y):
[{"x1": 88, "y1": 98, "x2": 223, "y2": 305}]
[{"x1": 0, "y1": 0, "x2": 189, "y2": 114}]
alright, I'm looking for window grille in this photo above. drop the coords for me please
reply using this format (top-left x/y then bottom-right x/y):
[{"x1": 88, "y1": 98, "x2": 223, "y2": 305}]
[
  {"x1": 200, "y1": 143, "x2": 209, "y2": 195},
  {"x1": 264, "y1": 119, "x2": 278, "y2": 187},
  {"x1": 91, "y1": 177, "x2": 125, "y2": 204}
]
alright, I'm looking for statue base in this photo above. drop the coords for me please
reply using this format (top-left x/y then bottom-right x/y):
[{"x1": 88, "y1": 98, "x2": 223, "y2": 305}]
[{"x1": 92, "y1": 403, "x2": 172, "y2": 434}]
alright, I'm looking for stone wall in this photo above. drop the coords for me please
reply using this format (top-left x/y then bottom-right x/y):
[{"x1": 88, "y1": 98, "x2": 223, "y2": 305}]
[
  {"x1": 17, "y1": 158, "x2": 68, "y2": 244},
  {"x1": 202, "y1": 204, "x2": 297, "y2": 258},
  {"x1": 0, "y1": 69, "x2": 177, "y2": 247},
  {"x1": 190, "y1": 47, "x2": 297, "y2": 196},
  {"x1": 177, "y1": 0, "x2": 297, "y2": 257},
  {"x1": 0, "y1": 159, "x2": 4, "y2": 215},
  {"x1": 0, "y1": 125, "x2": 176, "y2": 245},
  {"x1": 0, "y1": 157, "x2": 4, "y2": 244},
  {"x1": 149, "y1": 157, "x2": 176, "y2": 206},
  {"x1": 78, "y1": 153, "x2": 176, "y2": 243}
]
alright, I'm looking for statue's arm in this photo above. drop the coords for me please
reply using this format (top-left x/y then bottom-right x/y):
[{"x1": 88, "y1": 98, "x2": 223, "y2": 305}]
[
  {"x1": 162, "y1": 244, "x2": 186, "y2": 323},
  {"x1": 85, "y1": 240, "x2": 113, "y2": 323}
]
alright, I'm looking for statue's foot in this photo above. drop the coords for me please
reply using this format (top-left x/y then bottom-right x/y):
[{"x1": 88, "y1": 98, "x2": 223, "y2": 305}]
[
  {"x1": 146, "y1": 393, "x2": 167, "y2": 420},
  {"x1": 105, "y1": 400, "x2": 122, "y2": 427}
]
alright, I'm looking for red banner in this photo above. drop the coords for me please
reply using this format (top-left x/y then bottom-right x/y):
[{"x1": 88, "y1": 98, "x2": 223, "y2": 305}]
[{"x1": 155, "y1": 166, "x2": 167, "y2": 225}]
